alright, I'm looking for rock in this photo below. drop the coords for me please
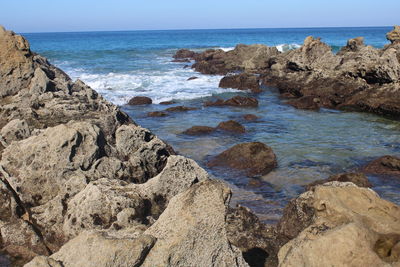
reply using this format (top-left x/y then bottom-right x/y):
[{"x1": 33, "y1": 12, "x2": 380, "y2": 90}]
[
  {"x1": 187, "y1": 76, "x2": 198, "y2": 81},
  {"x1": 219, "y1": 73, "x2": 261, "y2": 93},
  {"x1": 277, "y1": 182, "x2": 400, "y2": 266},
  {"x1": 128, "y1": 96, "x2": 152, "y2": 105},
  {"x1": 147, "y1": 111, "x2": 167, "y2": 117},
  {"x1": 387, "y1": 25, "x2": 400, "y2": 44},
  {"x1": 217, "y1": 120, "x2": 246, "y2": 134},
  {"x1": 363, "y1": 155, "x2": 400, "y2": 176},
  {"x1": 159, "y1": 101, "x2": 176, "y2": 105},
  {"x1": 141, "y1": 180, "x2": 249, "y2": 267},
  {"x1": 286, "y1": 96, "x2": 320, "y2": 110},
  {"x1": 243, "y1": 114, "x2": 258, "y2": 121},
  {"x1": 306, "y1": 172, "x2": 372, "y2": 191},
  {"x1": 208, "y1": 142, "x2": 277, "y2": 177},
  {"x1": 173, "y1": 49, "x2": 196, "y2": 59},
  {"x1": 182, "y1": 126, "x2": 215, "y2": 135},
  {"x1": 338, "y1": 37, "x2": 365, "y2": 54},
  {"x1": 165, "y1": 106, "x2": 197, "y2": 112},
  {"x1": 172, "y1": 58, "x2": 190, "y2": 63},
  {"x1": 0, "y1": 119, "x2": 31, "y2": 146},
  {"x1": 204, "y1": 96, "x2": 259, "y2": 107}
]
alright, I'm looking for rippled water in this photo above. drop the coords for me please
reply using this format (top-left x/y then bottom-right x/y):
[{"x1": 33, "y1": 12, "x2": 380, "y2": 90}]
[{"x1": 23, "y1": 27, "x2": 400, "y2": 223}]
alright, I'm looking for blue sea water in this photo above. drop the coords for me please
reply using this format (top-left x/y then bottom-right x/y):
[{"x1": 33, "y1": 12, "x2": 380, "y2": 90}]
[{"x1": 23, "y1": 27, "x2": 400, "y2": 222}]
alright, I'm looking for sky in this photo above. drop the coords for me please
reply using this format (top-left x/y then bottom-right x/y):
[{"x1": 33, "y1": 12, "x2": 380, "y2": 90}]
[{"x1": 1, "y1": 0, "x2": 399, "y2": 33}]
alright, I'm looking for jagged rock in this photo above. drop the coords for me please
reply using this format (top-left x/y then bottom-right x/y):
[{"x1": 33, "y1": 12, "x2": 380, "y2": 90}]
[
  {"x1": 182, "y1": 126, "x2": 215, "y2": 135},
  {"x1": 338, "y1": 37, "x2": 365, "y2": 54},
  {"x1": 277, "y1": 182, "x2": 400, "y2": 266},
  {"x1": 0, "y1": 119, "x2": 31, "y2": 147},
  {"x1": 306, "y1": 172, "x2": 372, "y2": 191},
  {"x1": 363, "y1": 155, "x2": 400, "y2": 176},
  {"x1": 128, "y1": 96, "x2": 152, "y2": 105},
  {"x1": 208, "y1": 142, "x2": 277, "y2": 177},
  {"x1": 219, "y1": 73, "x2": 261, "y2": 93},
  {"x1": 387, "y1": 25, "x2": 400, "y2": 44},
  {"x1": 217, "y1": 120, "x2": 246, "y2": 134},
  {"x1": 204, "y1": 96, "x2": 259, "y2": 107},
  {"x1": 141, "y1": 180, "x2": 249, "y2": 267}
]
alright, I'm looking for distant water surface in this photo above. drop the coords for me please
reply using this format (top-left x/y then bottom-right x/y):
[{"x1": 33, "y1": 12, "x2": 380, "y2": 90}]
[{"x1": 23, "y1": 27, "x2": 400, "y2": 223}]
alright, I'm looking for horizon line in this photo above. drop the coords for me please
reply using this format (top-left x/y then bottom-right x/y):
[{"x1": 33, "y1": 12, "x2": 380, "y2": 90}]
[{"x1": 19, "y1": 25, "x2": 394, "y2": 35}]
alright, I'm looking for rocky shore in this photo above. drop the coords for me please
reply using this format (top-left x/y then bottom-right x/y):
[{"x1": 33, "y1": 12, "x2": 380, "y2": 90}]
[
  {"x1": 175, "y1": 26, "x2": 400, "y2": 118},
  {"x1": 1, "y1": 25, "x2": 400, "y2": 267}
]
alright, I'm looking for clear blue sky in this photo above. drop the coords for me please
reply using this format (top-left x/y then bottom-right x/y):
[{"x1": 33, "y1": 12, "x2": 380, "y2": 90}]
[{"x1": 2, "y1": 0, "x2": 399, "y2": 33}]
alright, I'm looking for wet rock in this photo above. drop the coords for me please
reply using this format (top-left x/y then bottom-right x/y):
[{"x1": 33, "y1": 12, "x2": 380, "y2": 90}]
[
  {"x1": 286, "y1": 96, "x2": 320, "y2": 110},
  {"x1": 277, "y1": 182, "x2": 400, "y2": 266},
  {"x1": 363, "y1": 155, "x2": 400, "y2": 176},
  {"x1": 204, "y1": 96, "x2": 259, "y2": 107},
  {"x1": 243, "y1": 114, "x2": 258, "y2": 121},
  {"x1": 219, "y1": 73, "x2": 261, "y2": 93},
  {"x1": 173, "y1": 49, "x2": 196, "y2": 59},
  {"x1": 147, "y1": 111, "x2": 168, "y2": 117},
  {"x1": 159, "y1": 101, "x2": 176, "y2": 105},
  {"x1": 172, "y1": 58, "x2": 190, "y2": 63},
  {"x1": 387, "y1": 25, "x2": 400, "y2": 44},
  {"x1": 208, "y1": 142, "x2": 277, "y2": 177},
  {"x1": 187, "y1": 76, "x2": 198, "y2": 81},
  {"x1": 128, "y1": 96, "x2": 152, "y2": 105},
  {"x1": 217, "y1": 120, "x2": 246, "y2": 134},
  {"x1": 165, "y1": 105, "x2": 197, "y2": 112},
  {"x1": 182, "y1": 126, "x2": 215, "y2": 135},
  {"x1": 306, "y1": 172, "x2": 372, "y2": 191}
]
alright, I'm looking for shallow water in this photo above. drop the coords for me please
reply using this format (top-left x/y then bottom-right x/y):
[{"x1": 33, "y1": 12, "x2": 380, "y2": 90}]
[{"x1": 23, "y1": 27, "x2": 400, "y2": 223}]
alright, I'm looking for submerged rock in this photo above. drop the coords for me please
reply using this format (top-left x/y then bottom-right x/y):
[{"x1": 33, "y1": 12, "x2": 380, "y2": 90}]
[
  {"x1": 165, "y1": 105, "x2": 197, "y2": 112},
  {"x1": 208, "y1": 142, "x2": 277, "y2": 177},
  {"x1": 159, "y1": 100, "x2": 176, "y2": 105},
  {"x1": 147, "y1": 111, "x2": 168, "y2": 117},
  {"x1": 187, "y1": 76, "x2": 198, "y2": 81},
  {"x1": 243, "y1": 114, "x2": 259, "y2": 121},
  {"x1": 219, "y1": 73, "x2": 261, "y2": 93},
  {"x1": 216, "y1": 120, "x2": 246, "y2": 134},
  {"x1": 363, "y1": 155, "x2": 400, "y2": 176},
  {"x1": 182, "y1": 125, "x2": 215, "y2": 135},
  {"x1": 128, "y1": 96, "x2": 153, "y2": 105},
  {"x1": 205, "y1": 96, "x2": 259, "y2": 107}
]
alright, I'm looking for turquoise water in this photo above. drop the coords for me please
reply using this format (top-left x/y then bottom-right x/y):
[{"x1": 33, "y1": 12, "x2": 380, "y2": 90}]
[{"x1": 23, "y1": 27, "x2": 400, "y2": 222}]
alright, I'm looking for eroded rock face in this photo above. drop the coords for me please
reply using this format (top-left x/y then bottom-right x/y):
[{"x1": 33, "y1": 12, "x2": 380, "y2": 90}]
[
  {"x1": 277, "y1": 182, "x2": 400, "y2": 266},
  {"x1": 208, "y1": 142, "x2": 277, "y2": 177},
  {"x1": 387, "y1": 25, "x2": 400, "y2": 44}
]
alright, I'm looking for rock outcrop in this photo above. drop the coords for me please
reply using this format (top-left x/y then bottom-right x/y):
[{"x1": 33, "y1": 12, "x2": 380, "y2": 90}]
[
  {"x1": 219, "y1": 73, "x2": 261, "y2": 93},
  {"x1": 387, "y1": 26, "x2": 400, "y2": 44}
]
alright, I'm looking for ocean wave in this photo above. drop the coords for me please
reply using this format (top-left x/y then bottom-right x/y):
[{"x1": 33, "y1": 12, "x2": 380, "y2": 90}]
[{"x1": 276, "y1": 43, "x2": 301, "y2": 52}]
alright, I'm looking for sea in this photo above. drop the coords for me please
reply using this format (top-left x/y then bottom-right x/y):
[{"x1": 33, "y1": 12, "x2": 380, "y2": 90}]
[{"x1": 23, "y1": 27, "x2": 400, "y2": 223}]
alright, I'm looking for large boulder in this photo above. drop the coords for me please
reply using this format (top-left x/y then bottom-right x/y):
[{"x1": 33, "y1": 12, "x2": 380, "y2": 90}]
[
  {"x1": 128, "y1": 96, "x2": 152, "y2": 105},
  {"x1": 208, "y1": 142, "x2": 277, "y2": 177}
]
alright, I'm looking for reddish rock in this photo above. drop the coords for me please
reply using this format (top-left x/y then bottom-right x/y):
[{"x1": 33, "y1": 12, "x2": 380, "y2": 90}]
[
  {"x1": 216, "y1": 120, "x2": 245, "y2": 134},
  {"x1": 182, "y1": 126, "x2": 215, "y2": 135},
  {"x1": 165, "y1": 106, "x2": 197, "y2": 112},
  {"x1": 148, "y1": 111, "x2": 168, "y2": 117},
  {"x1": 187, "y1": 76, "x2": 198, "y2": 81},
  {"x1": 159, "y1": 101, "x2": 176, "y2": 105},
  {"x1": 306, "y1": 172, "x2": 372, "y2": 191},
  {"x1": 243, "y1": 114, "x2": 258, "y2": 121},
  {"x1": 127, "y1": 96, "x2": 152, "y2": 105},
  {"x1": 208, "y1": 142, "x2": 277, "y2": 177},
  {"x1": 363, "y1": 155, "x2": 400, "y2": 176},
  {"x1": 173, "y1": 49, "x2": 196, "y2": 59},
  {"x1": 204, "y1": 96, "x2": 258, "y2": 108},
  {"x1": 219, "y1": 73, "x2": 261, "y2": 93}
]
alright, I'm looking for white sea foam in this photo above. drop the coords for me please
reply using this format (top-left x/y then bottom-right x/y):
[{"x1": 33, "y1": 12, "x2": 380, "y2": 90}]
[
  {"x1": 65, "y1": 65, "x2": 241, "y2": 106},
  {"x1": 276, "y1": 43, "x2": 301, "y2": 52},
  {"x1": 220, "y1": 47, "x2": 235, "y2": 52}
]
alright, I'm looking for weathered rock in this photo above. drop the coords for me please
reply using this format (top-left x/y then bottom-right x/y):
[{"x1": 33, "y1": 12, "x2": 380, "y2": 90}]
[
  {"x1": 182, "y1": 126, "x2": 215, "y2": 135},
  {"x1": 363, "y1": 155, "x2": 400, "y2": 176},
  {"x1": 165, "y1": 105, "x2": 197, "y2": 112},
  {"x1": 173, "y1": 49, "x2": 196, "y2": 59},
  {"x1": 208, "y1": 142, "x2": 277, "y2": 177},
  {"x1": 147, "y1": 111, "x2": 168, "y2": 117},
  {"x1": 387, "y1": 25, "x2": 400, "y2": 44},
  {"x1": 277, "y1": 182, "x2": 400, "y2": 266},
  {"x1": 217, "y1": 120, "x2": 246, "y2": 134},
  {"x1": 205, "y1": 96, "x2": 259, "y2": 107},
  {"x1": 219, "y1": 73, "x2": 261, "y2": 93},
  {"x1": 128, "y1": 96, "x2": 152, "y2": 105},
  {"x1": 0, "y1": 119, "x2": 31, "y2": 147},
  {"x1": 338, "y1": 37, "x2": 365, "y2": 54},
  {"x1": 141, "y1": 180, "x2": 249, "y2": 267},
  {"x1": 306, "y1": 172, "x2": 372, "y2": 191}
]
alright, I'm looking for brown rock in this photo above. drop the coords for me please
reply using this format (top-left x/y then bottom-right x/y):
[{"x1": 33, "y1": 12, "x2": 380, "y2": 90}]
[
  {"x1": 182, "y1": 126, "x2": 215, "y2": 135},
  {"x1": 208, "y1": 142, "x2": 277, "y2": 177},
  {"x1": 165, "y1": 106, "x2": 197, "y2": 112},
  {"x1": 243, "y1": 114, "x2": 258, "y2": 121},
  {"x1": 204, "y1": 96, "x2": 258, "y2": 107},
  {"x1": 387, "y1": 25, "x2": 400, "y2": 44},
  {"x1": 338, "y1": 37, "x2": 365, "y2": 54},
  {"x1": 173, "y1": 49, "x2": 196, "y2": 59},
  {"x1": 159, "y1": 100, "x2": 176, "y2": 105},
  {"x1": 187, "y1": 76, "x2": 198, "y2": 81},
  {"x1": 286, "y1": 96, "x2": 320, "y2": 110},
  {"x1": 219, "y1": 73, "x2": 261, "y2": 93},
  {"x1": 172, "y1": 59, "x2": 190, "y2": 63},
  {"x1": 216, "y1": 120, "x2": 245, "y2": 134},
  {"x1": 127, "y1": 96, "x2": 152, "y2": 105},
  {"x1": 306, "y1": 172, "x2": 372, "y2": 191},
  {"x1": 147, "y1": 111, "x2": 167, "y2": 117},
  {"x1": 363, "y1": 155, "x2": 400, "y2": 176}
]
